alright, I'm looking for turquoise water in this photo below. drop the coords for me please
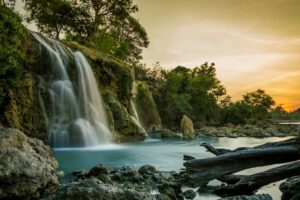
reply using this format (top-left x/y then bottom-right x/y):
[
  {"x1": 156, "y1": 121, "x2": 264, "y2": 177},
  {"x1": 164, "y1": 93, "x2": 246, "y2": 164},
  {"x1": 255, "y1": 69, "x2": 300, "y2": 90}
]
[{"x1": 55, "y1": 136, "x2": 291, "y2": 200}]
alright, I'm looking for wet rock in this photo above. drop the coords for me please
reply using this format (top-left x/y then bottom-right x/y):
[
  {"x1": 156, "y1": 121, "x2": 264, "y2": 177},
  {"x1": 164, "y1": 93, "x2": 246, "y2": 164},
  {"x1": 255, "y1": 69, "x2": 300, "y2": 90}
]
[
  {"x1": 139, "y1": 165, "x2": 158, "y2": 176},
  {"x1": 111, "y1": 166, "x2": 144, "y2": 183},
  {"x1": 183, "y1": 155, "x2": 195, "y2": 161},
  {"x1": 87, "y1": 164, "x2": 109, "y2": 177},
  {"x1": 280, "y1": 175, "x2": 300, "y2": 200},
  {"x1": 42, "y1": 177, "x2": 159, "y2": 200},
  {"x1": 218, "y1": 194, "x2": 273, "y2": 200},
  {"x1": 151, "y1": 128, "x2": 183, "y2": 139},
  {"x1": 180, "y1": 115, "x2": 195, "y2": 139},
  {"x1": 72, "y1": 169, "x2": 88, "y2": 179},
  {"x1": 154, "y1": 194, "x2": 172, "y2": 200},
  {"x1": 182, "y1": 189, "x2": 196, "y2": 199},
  {"x1": 158, "y1": 185, "x2": 177, "y2": 200},
  {"x1": 0, "y1": 128, "x2": 59, "y2": 199}
]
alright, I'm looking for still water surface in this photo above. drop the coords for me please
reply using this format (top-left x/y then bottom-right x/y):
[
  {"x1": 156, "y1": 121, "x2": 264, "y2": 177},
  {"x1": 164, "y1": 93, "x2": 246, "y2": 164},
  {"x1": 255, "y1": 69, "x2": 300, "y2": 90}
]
[{"x1": 55, "y1": 136, "x2": 292, "y2": 200}]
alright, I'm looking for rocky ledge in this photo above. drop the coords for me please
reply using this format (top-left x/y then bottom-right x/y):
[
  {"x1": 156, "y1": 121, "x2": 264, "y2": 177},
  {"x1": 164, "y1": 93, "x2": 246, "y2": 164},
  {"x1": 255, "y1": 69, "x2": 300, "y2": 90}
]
[
  {"x1": 0, "y1": 128, "x2": 60, "y2": 199},
  {"x1": 198, "y1": 124, "x2": 299, "y2": 138}
]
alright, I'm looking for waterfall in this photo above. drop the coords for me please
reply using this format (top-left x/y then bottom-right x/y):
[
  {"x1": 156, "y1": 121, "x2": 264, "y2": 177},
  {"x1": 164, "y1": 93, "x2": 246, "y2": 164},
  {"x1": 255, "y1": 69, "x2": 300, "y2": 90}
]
[
  {"x1": 131, "y1": 81, "x2": 147, "y2": 135},
  {"x1": 32, "y1": 32, "x2": 111, "y2": 148}
]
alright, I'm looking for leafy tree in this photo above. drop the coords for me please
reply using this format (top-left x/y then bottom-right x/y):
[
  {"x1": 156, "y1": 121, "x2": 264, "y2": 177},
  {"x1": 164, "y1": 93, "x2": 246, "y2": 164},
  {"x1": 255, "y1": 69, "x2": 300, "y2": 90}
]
[
  {"x1": 221, "y1": 101, "x2": 253, "y2": 125},
  {"x1": 0, "y1": 6, "x2": 25, "y2": 107},
  {"x1": 151, "y1": 63, "x2": 227, "y2": 128},
  {"x1": 24, "y1": 0, "x2": 149, "y2": 62},
  {"x1": 242, "y1": 89, "x2": 275, "y2": 119},
  {"x1": 25, "y1": 0, "x2": 75, "y2": 39}
]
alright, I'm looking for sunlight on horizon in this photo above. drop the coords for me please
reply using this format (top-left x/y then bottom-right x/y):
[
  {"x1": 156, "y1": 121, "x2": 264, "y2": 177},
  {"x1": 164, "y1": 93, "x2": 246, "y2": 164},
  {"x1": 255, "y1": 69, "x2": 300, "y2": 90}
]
[{"x1": 134, "y1": 0, "x2": 300, "y2": 111}]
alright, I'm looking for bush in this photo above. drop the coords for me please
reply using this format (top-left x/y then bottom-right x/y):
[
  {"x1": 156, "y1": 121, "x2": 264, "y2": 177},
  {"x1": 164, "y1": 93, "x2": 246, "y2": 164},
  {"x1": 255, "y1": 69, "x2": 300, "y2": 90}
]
[{"x1": 0, "y1": 6, "x2": 26, "y2": 106}]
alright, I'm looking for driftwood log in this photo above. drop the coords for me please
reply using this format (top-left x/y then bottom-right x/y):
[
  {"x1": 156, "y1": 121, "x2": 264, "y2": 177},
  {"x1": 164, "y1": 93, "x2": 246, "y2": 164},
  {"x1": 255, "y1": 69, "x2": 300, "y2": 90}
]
[
  {"x1": 184, "y1": 138, "x2": 300, "y2": 187},
  {"x1": 201, "y1": 138, "x2": 298, "y2": 156},
  {"x1": 214, "y1": 160, "x2": 300, "y2": 196}
]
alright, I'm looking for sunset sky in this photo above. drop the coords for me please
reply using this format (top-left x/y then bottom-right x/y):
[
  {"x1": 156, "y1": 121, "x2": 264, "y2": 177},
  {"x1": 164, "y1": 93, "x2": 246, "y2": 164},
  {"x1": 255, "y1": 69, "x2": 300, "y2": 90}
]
[{"x1": 134, "y1": 0, "x2": 300, "y2": 111}]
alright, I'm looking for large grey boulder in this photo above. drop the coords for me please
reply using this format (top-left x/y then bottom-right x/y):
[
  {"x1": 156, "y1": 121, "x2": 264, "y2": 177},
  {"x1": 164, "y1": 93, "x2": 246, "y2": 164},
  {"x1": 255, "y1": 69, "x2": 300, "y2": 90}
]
[
  {"x1": 180, "y1": 115, "x2": 195, "y2": 139},
  {"x1": 0, "y1": 128, "x2": 59, "y2": 199}
]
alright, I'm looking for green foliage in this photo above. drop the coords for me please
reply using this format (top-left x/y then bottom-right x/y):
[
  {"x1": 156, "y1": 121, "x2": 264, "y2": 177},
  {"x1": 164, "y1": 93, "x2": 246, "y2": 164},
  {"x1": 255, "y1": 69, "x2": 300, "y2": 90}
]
[
  {"x1": 0, "y1": 6, "x2": 25, "y2": 106},
  {"x1": 150, "y1": 63, "x2": 227, "y2": 128},
  {"x1": 24, "y1": 0, "x2": 149, "y2": 63},
  {"x1": 25, "y1": 0, "x2": 74, "y2": 39},
  {"x1": 137, "y1": 83, "x2": 146, "y2": 99},
  {"x1": 242, "y1": 89, "x2": 275, "y2": 119},
  {"x1": 270, "y1": 106, "x2": 300, "y2": 121},
  {"x1": 221, "y1": 89, "x2": 276, "y2": 125},
  {"x1": 221, "y1": 101, "x2": 253, "y2": 125}
]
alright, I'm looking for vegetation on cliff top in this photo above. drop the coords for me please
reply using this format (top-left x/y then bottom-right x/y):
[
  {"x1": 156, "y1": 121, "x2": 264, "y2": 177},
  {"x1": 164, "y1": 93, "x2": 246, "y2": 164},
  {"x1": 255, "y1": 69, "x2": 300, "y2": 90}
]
[
  {"x1": 24, "y1": 0, "x2": 149, "y2": 64},
  {"x1": 0, "y1": 6, "x2": 26, "y2": 109}
]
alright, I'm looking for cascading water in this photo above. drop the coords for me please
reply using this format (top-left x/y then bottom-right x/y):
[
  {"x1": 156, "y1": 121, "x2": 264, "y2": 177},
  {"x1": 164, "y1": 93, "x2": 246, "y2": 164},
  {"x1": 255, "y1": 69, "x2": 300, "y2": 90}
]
[
  {"x1": 32, "y1": 32, "x2": 111, "y2": 148},
  {"x1": 130, "y1": 81, "x2": 147, "y2": 134}
]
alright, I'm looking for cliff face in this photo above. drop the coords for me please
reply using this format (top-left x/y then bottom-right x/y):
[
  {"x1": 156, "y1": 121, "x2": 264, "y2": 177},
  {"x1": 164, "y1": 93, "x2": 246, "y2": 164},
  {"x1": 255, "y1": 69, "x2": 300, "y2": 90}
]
[
  {"x1": 63, "y1": 41, "x2": 147, "y2": 142},
  {"x1": 0, "y1": 6, "x2": 159, "y2": 142},
  {"x1": 132, "y1": 81, "x2": 162, "y2": 130},
  {"x1": 0, "y1": 6, "x2": 48, "y2": 139}
]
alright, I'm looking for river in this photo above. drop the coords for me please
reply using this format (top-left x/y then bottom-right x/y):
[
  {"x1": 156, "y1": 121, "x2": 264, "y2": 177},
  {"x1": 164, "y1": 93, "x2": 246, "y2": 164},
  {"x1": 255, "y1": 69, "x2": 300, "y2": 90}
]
[{"x1": 55, "y1": 136, "x2": 292, "y2": 200}]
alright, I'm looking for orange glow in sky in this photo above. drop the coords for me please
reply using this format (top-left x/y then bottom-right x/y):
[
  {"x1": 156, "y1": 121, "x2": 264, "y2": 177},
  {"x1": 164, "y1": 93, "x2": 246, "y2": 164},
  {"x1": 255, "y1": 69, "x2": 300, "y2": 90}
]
[{"x1": 134, "y1": 0, "x2": 300, "y2": 111}]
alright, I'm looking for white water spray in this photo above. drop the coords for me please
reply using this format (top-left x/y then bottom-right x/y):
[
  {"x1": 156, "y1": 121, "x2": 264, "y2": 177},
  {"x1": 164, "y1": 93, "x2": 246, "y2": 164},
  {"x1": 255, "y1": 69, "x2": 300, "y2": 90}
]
[{"x1": 32, "y1": 32, "x2": 111, "y2": 147}]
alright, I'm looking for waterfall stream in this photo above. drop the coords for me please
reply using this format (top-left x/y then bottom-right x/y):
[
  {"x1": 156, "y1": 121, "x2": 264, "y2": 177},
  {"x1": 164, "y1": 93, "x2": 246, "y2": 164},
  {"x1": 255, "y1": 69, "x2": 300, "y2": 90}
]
[
  {"x1": 32, "y1": 32, "x2": 111, "y2": 148},
  {"x1": 130, "y1": 81, "x2": 147, "y2": 135}
]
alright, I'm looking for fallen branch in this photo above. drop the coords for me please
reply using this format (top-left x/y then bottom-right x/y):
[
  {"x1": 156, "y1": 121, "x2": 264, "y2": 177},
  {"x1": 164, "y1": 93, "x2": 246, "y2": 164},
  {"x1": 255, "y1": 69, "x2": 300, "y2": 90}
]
[
  {"x1": 214, "y1": 160, "x2": 300, "y2": 196},
  {"x1": 201, "y1": 138, "x2": 298, "y2": 156},
  {"x1": 184, "y1": 146, "x2": 300, "y2": 186}
]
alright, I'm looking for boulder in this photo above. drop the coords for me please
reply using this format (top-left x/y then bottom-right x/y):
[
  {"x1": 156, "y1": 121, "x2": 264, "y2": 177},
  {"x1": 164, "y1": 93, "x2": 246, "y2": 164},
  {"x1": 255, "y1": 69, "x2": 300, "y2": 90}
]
[
  {"x1": 0, "y1": 128, "x2": 60, "y2": 199},
  {"x1": 42, "y1": 177, "x2": 161, "y2": 200},
  {"x1": 218, "y1": 194, "x2": 272, "y2": 200},
  {"x1": 182, "y1": 189, "x2": 196, "y2": 199},
  {"x1": 280, "y1": 175, "x2": 300, "y2": 200},
  {"x1": 87, "y1": 164, "x2": 109, "y2": 177},
  {"x1": 180, "y1": 115, "x2": 195, "y2": 139},
  {"x1": 139, "y1": 165, "x2": 158, "y2": 176},
  {"x1": 150, "y1": 128, "x2": 183, "y2": 139}
]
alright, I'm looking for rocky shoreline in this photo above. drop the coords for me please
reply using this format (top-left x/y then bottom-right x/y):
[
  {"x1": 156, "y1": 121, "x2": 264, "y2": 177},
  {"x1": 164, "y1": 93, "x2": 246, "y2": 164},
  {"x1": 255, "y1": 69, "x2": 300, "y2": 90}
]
[
  {"x1": 1, "y1": 127, "x2": 299, "y2": 200},
  {"x1": 197, "y1": 124, "x2": 300, "y2": 138}
]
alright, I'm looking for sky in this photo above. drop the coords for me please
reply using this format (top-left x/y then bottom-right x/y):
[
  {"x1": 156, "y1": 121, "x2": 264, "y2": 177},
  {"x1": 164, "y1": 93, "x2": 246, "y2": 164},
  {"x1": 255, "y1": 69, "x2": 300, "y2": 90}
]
[{"x1": 133, "y1": 0, "x2": 300, "y2": 111}]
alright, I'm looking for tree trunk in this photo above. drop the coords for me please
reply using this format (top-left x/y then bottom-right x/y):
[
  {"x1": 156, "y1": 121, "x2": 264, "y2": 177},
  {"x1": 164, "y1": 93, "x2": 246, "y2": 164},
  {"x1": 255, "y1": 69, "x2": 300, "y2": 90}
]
[
  {"x1": 184, "y1": 146, "x2": 300, "y2": 187},
  {"x1": 214, "y1": 161, "x2": 300, "y2": 196},
  {"x1": 201, "y1": 138, "x2": 298, "y2": 156}
]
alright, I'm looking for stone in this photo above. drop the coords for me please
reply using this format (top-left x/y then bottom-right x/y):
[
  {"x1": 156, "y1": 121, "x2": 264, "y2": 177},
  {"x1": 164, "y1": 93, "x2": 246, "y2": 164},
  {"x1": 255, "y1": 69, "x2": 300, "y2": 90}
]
[
  {"x1": 139, "y1": 165, "x2": 158, "y2": 176},
  {"x1": 180, "y1": 115, "x2": 195, "y2": 139},
  {"x1": 182, "y1": 189, "x2": 196, "y2": 199},
  {"x1": 158, "y1": 185, "x2": 177, "y2": 200},
  {"x1": 0, "y1": 128, "x2": 59, "y2": 199},
  {"x1": 218, "y1": 194, "x2": 273, "y2": 200},
  {"x1": 280, "y1": 175, "x2": 300, "y2": 200},
  {"x1": 87, "y1": 164, "x2": 109, "y2": 177},
  {"x1": 111, "y1": 166, "x2": 144, "y2": 183},
  {"x1": 42, "y1": 177, "x2": 159, "y2": 200},
  {"x1": 151, "y1": 128, "x2": 183, "y2": 139}
]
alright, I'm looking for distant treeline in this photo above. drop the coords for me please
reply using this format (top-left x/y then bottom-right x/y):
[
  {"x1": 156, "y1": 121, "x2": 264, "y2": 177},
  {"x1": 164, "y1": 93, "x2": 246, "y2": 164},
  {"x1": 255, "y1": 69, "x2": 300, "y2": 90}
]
[{"x1": 144, "y1": 62, "x2": 300, "y2": 129}]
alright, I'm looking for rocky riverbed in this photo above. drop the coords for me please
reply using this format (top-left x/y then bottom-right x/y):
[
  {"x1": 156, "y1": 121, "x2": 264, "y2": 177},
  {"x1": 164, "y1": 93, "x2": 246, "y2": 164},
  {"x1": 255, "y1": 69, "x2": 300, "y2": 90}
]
[{"x1": 0, "y1": 127, "x2": 299, "y2": 200}]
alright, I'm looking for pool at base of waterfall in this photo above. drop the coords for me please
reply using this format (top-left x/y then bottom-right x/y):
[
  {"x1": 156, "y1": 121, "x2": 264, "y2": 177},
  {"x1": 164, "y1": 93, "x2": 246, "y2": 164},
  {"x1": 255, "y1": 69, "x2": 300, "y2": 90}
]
[{"x1": 55, "y1": 136, "x2": 292, "y2": 199}]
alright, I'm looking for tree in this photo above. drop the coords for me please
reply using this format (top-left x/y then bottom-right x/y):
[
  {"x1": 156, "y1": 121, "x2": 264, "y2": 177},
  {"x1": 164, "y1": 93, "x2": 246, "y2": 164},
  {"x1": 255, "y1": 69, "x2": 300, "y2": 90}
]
[
  {"x1": 25, "y1": 0, "x2": 75, "y2": 39},
  {"x1": 24, "y1": 0, "x2": 149, "y2": 62},
  {"x1": 151, "y1": 63, "x2": 227, "y2": 128},
  {"x1": 243, "y1": 89, "x2": 275, "y2": 109},
  {"x1": 242, "y1": 89, "x2": 275, "y2": 119}
]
